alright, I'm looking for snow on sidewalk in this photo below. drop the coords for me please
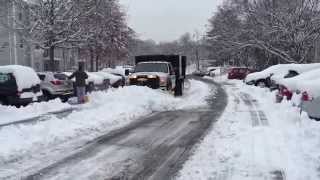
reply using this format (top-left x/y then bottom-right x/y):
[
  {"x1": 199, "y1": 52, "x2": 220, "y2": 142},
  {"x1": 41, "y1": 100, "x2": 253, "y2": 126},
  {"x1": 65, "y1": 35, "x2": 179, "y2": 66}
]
[
  {"x1": 0, "y1": 79, "x2": 212, "y2": 164},
  {"x1": 177, "y1": 76, "x2": 320, "y2": 180}
]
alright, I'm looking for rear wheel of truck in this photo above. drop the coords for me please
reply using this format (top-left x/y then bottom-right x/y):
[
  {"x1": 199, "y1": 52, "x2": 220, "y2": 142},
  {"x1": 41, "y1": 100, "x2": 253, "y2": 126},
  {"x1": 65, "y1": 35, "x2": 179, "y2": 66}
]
[{"x1": 42, "y1": 90, "x2": 52, "y2": 101}]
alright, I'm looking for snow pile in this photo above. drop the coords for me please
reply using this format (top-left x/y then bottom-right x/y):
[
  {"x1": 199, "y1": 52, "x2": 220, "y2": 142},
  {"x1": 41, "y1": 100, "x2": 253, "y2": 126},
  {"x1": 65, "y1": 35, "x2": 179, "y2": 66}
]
[
  {"x1": 245, "y1": 63, "x2": 320, "y2": 83},
  {"x1": 0, "y1": 65, "x2": 40, "y2": 91},
  {"x1": 177, "y1": 77, "x2": 320, "y2": 180},
  {"x1": 0, "y1": 99, "x2": 72, "y2": 125},
  {"x1": 0, "y1": 79, "x2": 211, "y2": 161}
]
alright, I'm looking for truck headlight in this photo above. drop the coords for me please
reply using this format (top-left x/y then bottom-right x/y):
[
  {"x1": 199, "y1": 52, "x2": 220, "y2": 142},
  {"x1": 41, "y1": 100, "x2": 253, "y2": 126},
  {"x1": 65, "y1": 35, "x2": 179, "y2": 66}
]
[
  {"x1": 147, "y1": 75, "x2": 157, "y2": 78},
  {"x1": 129, "y1": 75, "x2": 137, "y2": 79},
  {"x1": 160, "y1": 77, "x2": 167, "y2": 85}
]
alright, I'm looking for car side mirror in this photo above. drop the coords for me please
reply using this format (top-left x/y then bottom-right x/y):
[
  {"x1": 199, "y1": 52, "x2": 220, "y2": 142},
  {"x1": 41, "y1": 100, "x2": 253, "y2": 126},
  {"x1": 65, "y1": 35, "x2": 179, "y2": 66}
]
[{"x1": 125, "y1": 69, "x2": 130, "y2": 76}]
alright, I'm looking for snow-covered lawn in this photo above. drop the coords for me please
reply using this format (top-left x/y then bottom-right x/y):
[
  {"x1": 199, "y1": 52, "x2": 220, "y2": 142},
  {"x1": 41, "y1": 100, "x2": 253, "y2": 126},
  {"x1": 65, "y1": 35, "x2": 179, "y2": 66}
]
[
  {"x1": 0, "y1": 79, "x2": 211, "y2": 174},
  {"x1": 177, "y1": 76, "x2": 320, "y2": 180}
]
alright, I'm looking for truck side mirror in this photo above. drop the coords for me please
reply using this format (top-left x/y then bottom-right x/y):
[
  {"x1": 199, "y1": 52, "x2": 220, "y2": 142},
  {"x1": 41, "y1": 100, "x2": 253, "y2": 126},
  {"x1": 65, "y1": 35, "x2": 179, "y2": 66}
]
[{"x1": 125, "y1": 69, "x2": 130, "y2": 76}]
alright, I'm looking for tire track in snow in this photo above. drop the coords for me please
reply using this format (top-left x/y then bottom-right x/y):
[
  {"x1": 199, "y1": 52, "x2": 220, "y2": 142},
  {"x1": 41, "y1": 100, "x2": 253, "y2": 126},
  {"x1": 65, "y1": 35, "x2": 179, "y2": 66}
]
[{"x1": 238, "y1": 92, "x2": 285, "y2": 180}]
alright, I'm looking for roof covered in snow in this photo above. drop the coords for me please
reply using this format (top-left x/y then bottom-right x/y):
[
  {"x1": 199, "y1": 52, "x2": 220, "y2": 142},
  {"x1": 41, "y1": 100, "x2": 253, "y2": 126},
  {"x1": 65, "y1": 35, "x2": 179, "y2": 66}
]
[{"x1": 0, "y1": 65, "x2": 40, "y2": 91}]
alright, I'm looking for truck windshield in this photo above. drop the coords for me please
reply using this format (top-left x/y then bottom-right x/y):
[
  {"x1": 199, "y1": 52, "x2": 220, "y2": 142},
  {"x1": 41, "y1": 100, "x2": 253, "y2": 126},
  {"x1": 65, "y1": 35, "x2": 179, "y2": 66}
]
[{"x1": 135, "y1": 63, "x2": 168, "y2": 73}]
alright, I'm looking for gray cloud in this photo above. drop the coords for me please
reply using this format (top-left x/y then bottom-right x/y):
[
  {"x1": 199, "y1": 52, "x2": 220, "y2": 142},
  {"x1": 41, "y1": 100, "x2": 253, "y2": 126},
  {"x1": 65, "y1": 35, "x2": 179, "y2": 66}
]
[{"x1": 120, "y1": 0, "x2": 223, "y2": 42}]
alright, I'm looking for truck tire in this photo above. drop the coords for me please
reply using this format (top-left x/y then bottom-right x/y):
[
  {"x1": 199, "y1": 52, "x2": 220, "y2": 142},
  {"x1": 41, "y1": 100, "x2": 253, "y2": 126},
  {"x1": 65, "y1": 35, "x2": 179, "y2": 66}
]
[
  {"x1": 42, "y1": 90, "x2": 52, "y2": 101},
  {"x1": 174, "y1": 79, "x2": 183, "y2": 96},
  {"x1": 0, "y1": 97, "x2": 7, "y2": 105}
]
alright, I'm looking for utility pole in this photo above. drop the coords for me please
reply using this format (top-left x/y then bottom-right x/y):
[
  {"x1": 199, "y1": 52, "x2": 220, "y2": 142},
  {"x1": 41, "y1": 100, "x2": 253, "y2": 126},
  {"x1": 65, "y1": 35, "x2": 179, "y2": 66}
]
[
  {"x1": 12, "y1": 1, "x2": 18, "y2": 65},
  {"x1": 193, "y1": 30, "x2": 200, "y2": 71},
  {"x1": 8, "y1": 2, "x2": 13, "y2": 65}
]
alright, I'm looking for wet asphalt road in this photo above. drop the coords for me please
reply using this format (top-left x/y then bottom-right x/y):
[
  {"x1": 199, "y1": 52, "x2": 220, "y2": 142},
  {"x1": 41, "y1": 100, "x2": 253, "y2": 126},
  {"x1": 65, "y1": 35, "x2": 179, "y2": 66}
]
[{"x1": 24, "y1": 77, "x2": 227, "y2": 180}]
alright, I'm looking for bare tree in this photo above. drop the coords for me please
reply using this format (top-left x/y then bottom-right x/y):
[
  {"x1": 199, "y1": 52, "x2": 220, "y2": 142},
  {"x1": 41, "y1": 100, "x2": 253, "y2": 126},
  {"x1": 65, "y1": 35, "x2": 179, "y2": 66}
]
[
  {"x1": 77, "y1": 0, "x2": 131, "y2": 71},
  {"x1": 207, "y1": 0, "x2": 320, "y2": 68}
]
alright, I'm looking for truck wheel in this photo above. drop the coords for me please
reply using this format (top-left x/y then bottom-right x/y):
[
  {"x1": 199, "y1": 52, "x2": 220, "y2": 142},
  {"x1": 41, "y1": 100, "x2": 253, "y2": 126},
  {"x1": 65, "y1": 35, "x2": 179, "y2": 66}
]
[
  {"x1": 0, "y1": 99, "x2": 5, "y2": 106},
  {"x1": 42, "y1": 90, "x2": 52, "y2": 101}
]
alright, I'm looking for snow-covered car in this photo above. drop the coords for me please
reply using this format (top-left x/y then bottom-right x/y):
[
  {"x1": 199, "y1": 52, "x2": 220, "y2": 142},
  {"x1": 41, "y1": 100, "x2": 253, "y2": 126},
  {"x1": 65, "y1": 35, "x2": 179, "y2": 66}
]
[
  {"x1": 92, "y1": 71, "x2": 123, "y2": 88},
  {"x1": 192, "y1": 70, "x2": 206, "y2": 77},
  {"x1": 206, "y1": 67, "x2": 225, "y2": 77},
  {"x1": 37, "y1": 72, "x2": 74, "y2": 102},
  {"x1": 62, "y1": 72, "x2": 95, "y2": 92},
  {"x1": 245, "y1": 63, "x2": 320, "y2": 87},
  {"x1": 274, "y1": 69, "x2": 320, "y2": 119},
  {"x1": 277, "y1": 68, "x2": 320, "y2": 98},
  {"x1": 0, "y1": 65, "x2": 42, "y2": 106},
  {"x1": 86, "y1": 72, "x2": 108, "y2": 91},
  {"x1": 298, "y1": 79, "x2": 320, "y2": 120},
  {"x1": 102, "y1": 68, "x2": 126, "y2": 87}
]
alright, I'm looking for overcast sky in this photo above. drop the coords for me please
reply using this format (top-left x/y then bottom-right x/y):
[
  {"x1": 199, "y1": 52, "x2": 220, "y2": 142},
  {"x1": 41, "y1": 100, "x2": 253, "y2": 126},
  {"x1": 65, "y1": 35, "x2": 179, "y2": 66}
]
[{"x1": 119, "y1": 0, "x2": 224, "y2": 42}]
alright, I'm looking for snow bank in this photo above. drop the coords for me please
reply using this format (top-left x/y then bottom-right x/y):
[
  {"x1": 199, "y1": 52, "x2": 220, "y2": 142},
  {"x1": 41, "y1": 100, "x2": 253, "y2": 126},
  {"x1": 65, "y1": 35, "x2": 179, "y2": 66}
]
[
  {"x1": 0, "y1": 65, "x2": 40, "y2": 91},
  {"x1": 0, "y1": 99, "x2": 72, "y2": 125},
  {"x1": 177, "y1": 77, "x2": 320, "y2": 180},
  {"x1": 0, "y1": 79, "x2": 211, "y2": 161}
]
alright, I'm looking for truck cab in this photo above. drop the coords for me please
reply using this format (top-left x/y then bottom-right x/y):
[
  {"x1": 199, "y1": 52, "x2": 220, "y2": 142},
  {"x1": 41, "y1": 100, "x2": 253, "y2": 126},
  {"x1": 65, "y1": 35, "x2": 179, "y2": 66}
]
[
  {"x1": 129, "y1": 61, "x2": 176, "y2": 90},
  {"x1": 128, "y1": 55, "x2": 186, "y2": 96}
]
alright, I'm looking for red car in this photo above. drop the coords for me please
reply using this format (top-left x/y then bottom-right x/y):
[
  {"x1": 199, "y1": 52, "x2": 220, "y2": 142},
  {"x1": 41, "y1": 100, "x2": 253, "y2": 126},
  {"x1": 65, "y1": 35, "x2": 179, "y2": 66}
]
[{"x1": 228, "y1": 68, "x2": 255, "y2": 80}]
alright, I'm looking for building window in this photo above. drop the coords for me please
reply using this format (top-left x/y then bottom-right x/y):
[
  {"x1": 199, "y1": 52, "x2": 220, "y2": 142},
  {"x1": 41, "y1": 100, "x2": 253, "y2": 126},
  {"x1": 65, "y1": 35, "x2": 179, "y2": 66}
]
[
  {"x1": 1, "y1": 42, "x2": 9, "y2": 48},
  {"x1": 19, "y1": 39, "x2": 24, "y2": 48},
  {"x1": 18, "y1": 13, "x2": 22, "y2": 21}
]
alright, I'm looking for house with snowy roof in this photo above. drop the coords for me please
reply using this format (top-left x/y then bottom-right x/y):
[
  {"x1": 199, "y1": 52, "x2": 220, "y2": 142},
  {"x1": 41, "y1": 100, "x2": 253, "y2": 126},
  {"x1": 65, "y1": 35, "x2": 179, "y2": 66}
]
[{"x1": 0, "y1": 1, "x2": 79, "y2": 72}]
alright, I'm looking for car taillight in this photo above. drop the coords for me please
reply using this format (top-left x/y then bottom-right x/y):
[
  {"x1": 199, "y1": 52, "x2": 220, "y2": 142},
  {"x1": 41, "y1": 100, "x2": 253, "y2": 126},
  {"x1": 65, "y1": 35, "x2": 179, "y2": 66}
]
[
  {"x1": 302, "y1": 91, "x2": 312, "y2": 101},
  {"x1": 280, "y1": 86, "x2": 292, "y2": 100},
  {"x1": 51, "y1": 80, "x2": 63, "y2": 85}
]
